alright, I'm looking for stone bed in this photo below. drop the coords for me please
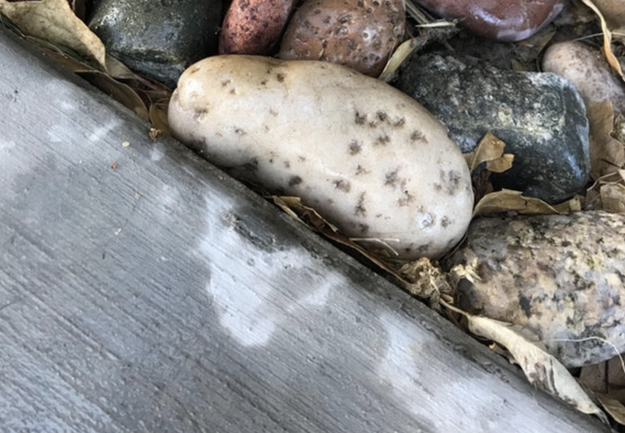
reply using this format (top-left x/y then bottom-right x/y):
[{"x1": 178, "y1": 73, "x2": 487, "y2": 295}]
[{"x1": 0, "y1": 26, "x2": 610, "y2": 432}]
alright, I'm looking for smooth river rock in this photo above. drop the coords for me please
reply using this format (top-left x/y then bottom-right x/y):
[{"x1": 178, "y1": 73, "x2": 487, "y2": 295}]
[
  {"x1": 394, "y1": 52, "x2": 590, "y2": 204},
  {"x1": 414, "y1": 0, "x2": 565, "y2": 41},
  {"x1": 89, "y1": 0, "x2": 221, "y2": 87},
  {"x1": 444, "y1": 211, "x2": 625, "y2": 368},
  {"x1": 543, "y1": 41, "x2": 625, "y2": 114}
]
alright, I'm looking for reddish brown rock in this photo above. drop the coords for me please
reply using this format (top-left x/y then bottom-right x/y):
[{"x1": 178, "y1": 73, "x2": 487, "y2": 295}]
[
  {"x1": 445, "y1": 211, "x2": 625, "y2": 367},
  {"x1": 278, "y1": 0, "x2": 405, "y2": 77},
  {"x1": 414, "y1": 0, "x2": 565, "y2": 42},
  {"x1": 219, "y1": 0, "x2": 298, "y2": 55}
]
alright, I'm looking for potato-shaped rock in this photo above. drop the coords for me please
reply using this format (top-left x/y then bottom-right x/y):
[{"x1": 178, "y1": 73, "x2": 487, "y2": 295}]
[
  {"x1": 168, "y1": 55, "x2": 473, "y2": 259},
  {"x1": 542, "y1": 41, "x2": 625, "y2": 114},
  {"x1": 278, "y1": 0, "x2": 405, "y2": 77}
]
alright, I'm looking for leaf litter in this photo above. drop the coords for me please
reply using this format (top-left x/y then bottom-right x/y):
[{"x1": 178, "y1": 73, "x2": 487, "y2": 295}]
[
  {"x1": 0, "y1": 0, "x2": 172, "y2": 125},
  {"x1": 3, "y1": 0, "x2": 625, "y2": 424}
]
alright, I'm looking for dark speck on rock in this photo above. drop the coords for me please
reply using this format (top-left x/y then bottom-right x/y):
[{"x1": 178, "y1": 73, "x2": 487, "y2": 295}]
[
  {"x1": 385, "y1": 169, "x2": 398, "y2": 187},
  {"x1": 348, "y1": 140, "x2": 362, "y2": 155},
  {"x1": 410, "y1": 130, "x2": 426, "y2": 142},
  {"x1": 289, "y1": 175, "x2": 302, "y2": 186},
  {"x1": 333, "y1": 179, "x2": 351, "y2": 192},
  {"x1": 375, "y1": 135, "x2": 390, "y2": 146},
  {"x1": 355, "y1": 192, "x2": 367, "y2": 216}
]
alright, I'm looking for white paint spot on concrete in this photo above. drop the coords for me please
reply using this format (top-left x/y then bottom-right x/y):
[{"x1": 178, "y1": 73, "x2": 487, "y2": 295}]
[
  {"x1": 47, "y1": 124, "x2": 66, "y2": 144},
  {"x1": 88, "y1": 120, "x2": 121, "y2": 144},
  {"x1": 159, "y1": 184, "x2": 180, "y2": 212},
  {"x1": 0, "y1": 139, "x2": 17, "y2": 151},
  {"x1": 197, "y1": 193, "x2": 334, "y2": 347},
  {"x1": 150, "y1": 142, "x2": 166, "y2": 162}
]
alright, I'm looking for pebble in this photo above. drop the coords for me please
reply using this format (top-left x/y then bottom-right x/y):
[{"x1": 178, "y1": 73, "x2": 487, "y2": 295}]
[
  {"x1": 542, "y1": 41, "x2": 625, "y2": 114},
  {"x1": 88, "y1": 0, "x2": 221, "y2": 87},
  {"x1": 414, "y1": 0, "x2": 566, "y2": 41},
  {"x1": 444, "y1": 211, "x2": 625, "y2": 368},
  {"x1": 394, "y1": 52, "x2": 590, "y2": 204},
  {"x1": 279, "y1": 0, "x2": 405, "y2": 77},
  {"x1": 219, "y1": 0, "x2": 297, "y2": 55}
]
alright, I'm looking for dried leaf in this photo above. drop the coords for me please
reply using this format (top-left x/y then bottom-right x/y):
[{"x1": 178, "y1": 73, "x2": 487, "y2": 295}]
[
  {"x1": 0, "y1": 0, "x2": 106, "y2": 69},
  {"x1": 149, "y1": 101, "x2": 170, "y2": 136},
  {"x1": 460, "y1": 312, "x2": 608, "y2": 422},
  {"x1": 600, "y1": 183, "x2": 625, "y2": 212},
  {"x1": 379, "y1": 38, "x2": 419, "y2": 82},
  {"x1": 79, "y1": 71, "x2": 149, "y2": 121},
  {"x1": 580, "y1": 355, "x2": 625, "y2": 402},
  {"x1": 486, "y1": 154, "x2": 514, "y2": 173},
  {"x1": 587, "y1": 102, "x2": 625, "y2": 179},
  {"x1": 472, "y1": 189, "x2": 580, "y2": 216},
  {"x1": 584, "y1": 170, "x2": 625, "y2": 210},
  {"x1": 105, "y1": 54, "x2": 138, "y2": 80},
  {"x1": 596, "y1": 394, "x2": 625, "y2": 426},
  {"x1": 580, "y1": 0, "x2": 624, "y2": 79},
  {"x1": 22, "y1": 34, "x2": 95, "y2": 72},
  {"x1": 443, "y1": 298, "x2": 608, "y2": 422},
  {"x1": 464, "y1": 132, "x2": 514, "y2": 173},
  {"x1": 590, "y1": 0, "x2": 625, "y2": 37}
]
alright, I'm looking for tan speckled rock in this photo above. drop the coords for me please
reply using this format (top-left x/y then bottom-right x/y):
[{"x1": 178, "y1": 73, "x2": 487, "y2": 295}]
[{"x1": 444, "y1": 211, "x2": 625, "y2": 367}]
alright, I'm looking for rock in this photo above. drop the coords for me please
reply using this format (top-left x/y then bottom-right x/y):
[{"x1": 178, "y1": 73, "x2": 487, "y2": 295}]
[
  {"x1": 543, "y1": 41, "x2": 625, "y2": 114},
  {"x1": 88, "y1": 0, "x2": 221, "y2": 87},
  {"x1": 414, "y1": 0, "x2": 565, "y2": 42},
  {"x1": 444, "y1": 211, "x2": 625, "y2": 368},
  {"x1": 219, "y1": 0, "x2": 298, "y2": 55},
  {"x1": 394, "y1": 52, "x2": 590, "y2": 204},
  {"x1": 168, "y1": 55, "x2": 474, "y2": 260},
  {"x1": 278, "y1": 0, "x2": 405, "y2": 77}
]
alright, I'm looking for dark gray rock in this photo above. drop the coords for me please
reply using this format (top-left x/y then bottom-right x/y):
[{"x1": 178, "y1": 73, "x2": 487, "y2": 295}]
[
  {"x1": 444, "y1": 211, "x2": 625, "y2": 368},
  {"x1": 89, "y1": 0, "x2": 221, "y2": 87},
  {"x1": 394, "y1": 53, "x2": 590, "y2": 204}
]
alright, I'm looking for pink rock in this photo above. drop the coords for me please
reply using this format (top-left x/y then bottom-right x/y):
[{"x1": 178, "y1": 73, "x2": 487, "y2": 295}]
[{"x1": 414, "y1": 0, "x2": 566, "y2": 42}]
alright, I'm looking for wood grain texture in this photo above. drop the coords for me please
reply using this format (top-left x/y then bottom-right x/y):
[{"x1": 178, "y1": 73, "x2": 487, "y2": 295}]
[{"x1": 0, "y1": 26, "x2": 610, "y2": 433}]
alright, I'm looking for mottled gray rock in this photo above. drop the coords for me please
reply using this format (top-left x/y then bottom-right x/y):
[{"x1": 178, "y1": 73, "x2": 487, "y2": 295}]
[
  {"x1": 89, "y1": 0, "x2": 221, "y2": 87},
  {"x1": 394, "y1": 53, "x2": 590, "y2": 204},
  {"x1": 444, "y1": 211, "x2": 625, "y2": 368}
]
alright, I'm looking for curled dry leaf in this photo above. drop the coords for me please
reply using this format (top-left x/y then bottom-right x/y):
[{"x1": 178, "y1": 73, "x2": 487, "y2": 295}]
[
  {"x1": 443, "y1": 301, "x2": 608, "y2": 422},
  {"x1": 580, "y1": 355, "x2": 625, "y2": 401},
  {"x1": 587, "y1": 101, "x2": 625, "y2": 179},
  {"x1": 579, "y1": 0, "x2": 624, "y2": 79},
  {"x1": 0, "y1": 0, "x2": 106, "y2": 69},
  {"x1": 584, "y1": 169, "x2": 625, "y2": 212},
  {"x1": 464, "y1": 131, "x2": 514, "y2": 173},
  {"x1": 579, "y1": 354, "x2": 625, "y2": 426},
  {"x1": 149, "y1": 101, "x2": 170, "y2": 137},
  {"x1": 80, "y1": 71, "x2": 149, "y2": 120},
  {"x1": 590, "y1": 0, "x2": 625, "y2": 37},
  {"x1": 379, "y1": 38, "x2": 419, "y2": 82},
  {"x1": 599, "y1": 182, "x2": 625, "y2": 212},
  {"x1": 595, "y1": 394, "x2": 625, "y2": 426},
  {"x1": 472, "y1": 189, "x2": 581, "y2": 216}
]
